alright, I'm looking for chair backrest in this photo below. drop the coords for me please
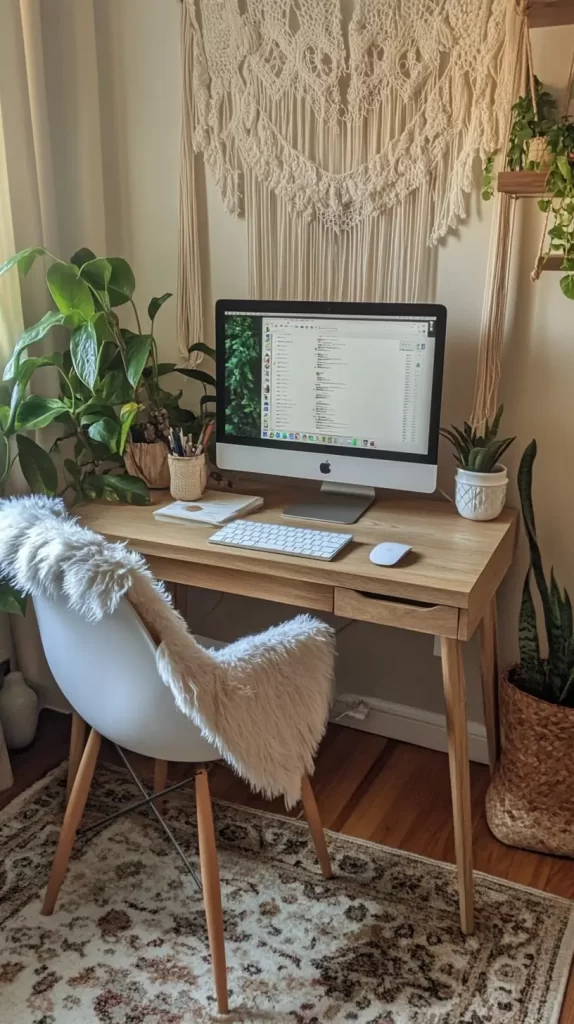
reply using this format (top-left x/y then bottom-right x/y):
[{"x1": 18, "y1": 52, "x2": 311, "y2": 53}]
[{"x1": 34, "y1": 593, "x2": 219, "y2": 763}]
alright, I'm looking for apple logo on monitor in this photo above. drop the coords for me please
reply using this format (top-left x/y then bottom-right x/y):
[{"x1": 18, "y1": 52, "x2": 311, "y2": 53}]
[{"x1": 319, "y1": 460, "x2": 331, "y2": 475}]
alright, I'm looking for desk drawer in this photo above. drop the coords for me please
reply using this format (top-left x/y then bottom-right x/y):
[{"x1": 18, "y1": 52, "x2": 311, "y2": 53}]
[{"x1": 334, "y1": 588, "x2": 459, "y2": 637}]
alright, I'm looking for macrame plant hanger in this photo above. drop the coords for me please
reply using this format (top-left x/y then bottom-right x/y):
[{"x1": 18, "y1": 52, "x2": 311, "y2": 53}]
[{"x1": 470, "y1": 5, "x2": 529, "y2": 429}]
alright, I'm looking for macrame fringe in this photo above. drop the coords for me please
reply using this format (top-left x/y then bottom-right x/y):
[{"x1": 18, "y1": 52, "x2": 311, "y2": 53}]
[
  {"x1": 177, "y1": 0, "x2": 204, "y2": 367},
  {"x1": 247, "y1": 174, "x2": 437, "y2": 303}
]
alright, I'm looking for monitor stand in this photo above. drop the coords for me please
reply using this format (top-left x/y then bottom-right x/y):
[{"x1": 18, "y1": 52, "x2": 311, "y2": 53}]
[{"x1": 283, "y1": 482, "x2": 375, "y2": 525}]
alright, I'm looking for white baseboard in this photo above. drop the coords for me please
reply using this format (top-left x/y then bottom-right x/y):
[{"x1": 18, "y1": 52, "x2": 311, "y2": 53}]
[{"x1": 330, "y1": 692, "x2": 488, "y2": 765}]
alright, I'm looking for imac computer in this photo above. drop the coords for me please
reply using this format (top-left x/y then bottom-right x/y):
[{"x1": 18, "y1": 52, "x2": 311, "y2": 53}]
[{"x1": 215, "y1": 300, "x2": 446, "y2": 524}]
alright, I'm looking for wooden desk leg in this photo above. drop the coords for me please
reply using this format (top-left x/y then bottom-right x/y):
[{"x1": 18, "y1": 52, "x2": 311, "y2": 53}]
[
  {"x1": 479, "y1": 598, "x2": 500, "y2": 775},
  {"x1": 440, "y1": 636, "x2": 474, "y2": 936}
]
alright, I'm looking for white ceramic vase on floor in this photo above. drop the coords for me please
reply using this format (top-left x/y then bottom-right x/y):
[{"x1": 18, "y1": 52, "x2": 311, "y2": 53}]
[{"x1": 0, "y1": 671, "x2": 38, "y2": 749}]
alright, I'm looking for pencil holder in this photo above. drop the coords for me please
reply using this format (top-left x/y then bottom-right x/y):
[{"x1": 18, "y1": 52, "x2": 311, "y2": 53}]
[{"x1": 168, "y1": 453, "x2": 208, "y2": 501}]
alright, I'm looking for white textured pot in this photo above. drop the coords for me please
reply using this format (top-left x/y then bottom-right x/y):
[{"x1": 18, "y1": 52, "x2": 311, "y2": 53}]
[
  {"x1": 0, "y1": 671, "x2": 39, "y2": 749},
  {"x1": 455, "y1": 464, "x2": 508, "y2": 521}
]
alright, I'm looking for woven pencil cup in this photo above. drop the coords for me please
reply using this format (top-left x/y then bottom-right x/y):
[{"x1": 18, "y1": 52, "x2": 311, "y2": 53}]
[
  {"x1": 168, "y1": 453, "x2": 208, "y2": 501},
  {"x1": 486, "y1": 673, "x2": 574, "y2": 857}
]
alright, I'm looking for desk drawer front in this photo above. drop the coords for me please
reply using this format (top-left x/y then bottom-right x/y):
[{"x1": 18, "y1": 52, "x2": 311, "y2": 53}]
[
  {"x1": 149, "y1": 555, "x2": 334, "y2": 612},
  {"x1": 334, "y1": 588, "x2": 459, "y2": 637}
]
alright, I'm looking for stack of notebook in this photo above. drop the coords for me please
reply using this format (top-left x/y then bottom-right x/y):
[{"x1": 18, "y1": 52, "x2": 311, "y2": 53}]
[{"x1": 153, "y1": 491, "x2": 264, "y2": 526}]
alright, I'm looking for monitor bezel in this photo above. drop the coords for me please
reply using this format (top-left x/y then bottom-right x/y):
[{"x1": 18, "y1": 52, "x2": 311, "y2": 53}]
[{"x1": 215, "y1": 299, "x2": 446, "y2": 466}]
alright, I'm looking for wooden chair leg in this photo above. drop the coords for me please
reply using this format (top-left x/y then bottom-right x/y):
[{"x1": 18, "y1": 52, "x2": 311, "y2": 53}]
[
  {"x1": 42, "y1": 729, "x2": 101, "y2": 916},
  {"x1": 440, "y1": 636, "x2": 474, "y2": 936},
  {"x1": 300, "y1": 774, "x2": 333, "y2": 879},
  {"x1": 195, "y1": 768, "x2": 228, "y2": 1016},
  {"x1": 153, "y1": 758, "x2": 169, "y2": 812},
  {"x1": 66, "y1": 711, "x2": 87, "y2": 803}
]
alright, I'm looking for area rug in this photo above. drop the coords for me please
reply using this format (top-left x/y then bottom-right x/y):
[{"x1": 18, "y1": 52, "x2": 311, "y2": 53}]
[{"x1": 1, "y1": 764, "x2": 573, "y2": 1024}]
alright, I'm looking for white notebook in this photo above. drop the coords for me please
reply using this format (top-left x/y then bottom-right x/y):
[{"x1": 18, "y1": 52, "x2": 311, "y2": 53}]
[{"x1": 153, "y1": 491, "x2": 264, "y2": 526}]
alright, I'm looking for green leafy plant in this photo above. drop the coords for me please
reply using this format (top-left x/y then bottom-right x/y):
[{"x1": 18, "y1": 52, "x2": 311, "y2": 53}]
[
  {"x1": 0, "y1": 246, "x2": 219, "y2": 612},
  {"x1": 440, "y1": 405, "x2": 515, "y2": 473},
  {"x1": 483, "y1": 76, "x2": 574, "y2": 300},
  {"x1": 0, "y1": 246, "x2": 216, "y2": 503},
  {"x1": 482, "y1": 78, "x2": 557, "y2": 197},
  {"x1": 507, "y1": 77, "x2": 556, "y2": 171},
  {"x1": 481, "y1": 155, "x2": 495, "y2": 202},
  {"x1": 515, "y1": 440, "x2": 574, "y2": 707},
  {"x1": 537, "y1": 119, "x2": 574, "y2": 299}
]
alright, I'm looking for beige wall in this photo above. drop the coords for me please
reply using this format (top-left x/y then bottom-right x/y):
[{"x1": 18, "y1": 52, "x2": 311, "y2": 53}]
[{"x1": 40, "y1": 3, "x2": 574, "y2": 726}]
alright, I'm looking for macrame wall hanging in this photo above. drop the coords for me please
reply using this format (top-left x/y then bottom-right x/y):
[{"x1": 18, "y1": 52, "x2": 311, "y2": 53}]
[{"x1": 178, "y1": 0, "x2": 520, "y2": 367}]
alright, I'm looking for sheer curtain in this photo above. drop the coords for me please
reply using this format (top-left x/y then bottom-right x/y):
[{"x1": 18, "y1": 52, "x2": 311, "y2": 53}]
[
  {"x1": 0, "y1": 0, "x2": 107, "y2": 709},
  {"x1": 0, "y1": 100, "x2": 23, "y2": 371}
]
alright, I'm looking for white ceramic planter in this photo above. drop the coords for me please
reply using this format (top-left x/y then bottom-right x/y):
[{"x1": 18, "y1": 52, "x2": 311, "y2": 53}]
[
  {"x1": 455, "y1": 464, "x2": 508, "y2": 521},
  {"x1": 0, "y1": 720, "x2": 13, "y2": 791},
  {"x1": 0, "y1": 671, "x2": 39, "y2": 749}
]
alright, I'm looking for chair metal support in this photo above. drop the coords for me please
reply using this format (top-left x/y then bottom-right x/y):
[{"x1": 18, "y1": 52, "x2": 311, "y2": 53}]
[
  {"x1": 80, "y1": 747, "x2": 203, "y2": 890},
  {"x1": 80, "y1": 775, "x2": 194, "y2": 834}
]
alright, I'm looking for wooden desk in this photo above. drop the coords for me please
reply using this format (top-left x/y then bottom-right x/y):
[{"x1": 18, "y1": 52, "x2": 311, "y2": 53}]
[{"x1": 79, "y1": 484, "x2": 518, "y2": 935}]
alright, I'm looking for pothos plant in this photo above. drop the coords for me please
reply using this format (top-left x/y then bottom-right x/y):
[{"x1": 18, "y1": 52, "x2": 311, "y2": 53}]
[
  {"x1": 482, "y1": 78, "x2": 574, "y2": 299},
  {"x1": 0, "y1": 246, "x2": 216, "y2": 611},
  {"x1": 0, "y1": 246, "x2": 216, "y2": 504},
  {"x1": 537, "y1": 119, "x2": 574, "y2": 299}
]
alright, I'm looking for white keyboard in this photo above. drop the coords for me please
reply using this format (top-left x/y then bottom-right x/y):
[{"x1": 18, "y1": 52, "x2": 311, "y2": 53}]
[{"x1": 208, "y1": 519, "x2": 352, "y2": 560}]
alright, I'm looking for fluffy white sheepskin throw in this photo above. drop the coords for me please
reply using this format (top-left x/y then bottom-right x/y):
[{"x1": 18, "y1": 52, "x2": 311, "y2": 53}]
[{"x1": 0, "y1": 495, "x2": 335, "y2": 806}]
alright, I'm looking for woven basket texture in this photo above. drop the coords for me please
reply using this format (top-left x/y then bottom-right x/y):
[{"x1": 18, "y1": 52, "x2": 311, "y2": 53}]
[
  {"x1": 124, "y1": 442, "x2": 170, "y2": 489},
  {"x1": 486, "y1": 674, "x2": 574, "y2": 857},
  {"x1": 168, "y1": 453, "x2": 207, "y2": 501},
  {"x1": 527, "y1": 136, "x2": 552, "y2": 169}
]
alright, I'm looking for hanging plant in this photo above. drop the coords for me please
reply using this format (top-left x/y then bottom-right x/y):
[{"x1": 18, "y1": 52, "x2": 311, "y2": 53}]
[
  {"x1": 481, "y1": 77, "x2": 557, "y2": 199},
  {"x1": 506, "y1": 77, "x2": 556, "y2": 171},
  {"x1": 536, "y1": 119, "x2": 574, "y2": 298}
]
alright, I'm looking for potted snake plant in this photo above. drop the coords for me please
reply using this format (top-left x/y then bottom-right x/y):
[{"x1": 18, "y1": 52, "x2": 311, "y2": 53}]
[
  {"x1": 486, "y1": 440, "x2": 574, "y2": 857},
  {"x1": 440, "y1": 406, "x2": 515, "y2": 521}
]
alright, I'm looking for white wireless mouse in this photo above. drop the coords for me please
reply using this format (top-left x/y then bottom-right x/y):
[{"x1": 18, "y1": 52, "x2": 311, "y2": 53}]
[{"x1": 369, "y1": 542, "x2": 412, "y2": 567}]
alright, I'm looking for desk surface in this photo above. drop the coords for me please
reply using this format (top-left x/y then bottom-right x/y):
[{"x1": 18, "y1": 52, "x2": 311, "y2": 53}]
[{"x1": 78, "y1": 481, "x2": 517, "y2": 626}]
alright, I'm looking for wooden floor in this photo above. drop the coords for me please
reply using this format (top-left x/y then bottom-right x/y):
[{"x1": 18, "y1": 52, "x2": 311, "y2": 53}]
[{"x1": 2, "y1": 709, "x2": 573, "y2": 1019}]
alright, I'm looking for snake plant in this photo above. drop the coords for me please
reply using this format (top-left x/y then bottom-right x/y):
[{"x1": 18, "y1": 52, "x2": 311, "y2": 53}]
[
  {"x1": 440, "y1": 405, "x2": 515, "y2": 473},
  {"x1": 516, "y1": 440, "x2": 574, "y2": 706}
]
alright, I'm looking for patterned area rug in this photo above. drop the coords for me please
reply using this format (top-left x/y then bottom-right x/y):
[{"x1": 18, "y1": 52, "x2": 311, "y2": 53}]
[{"x1": 1, "y1": 763, "x2": 573, "y2": 1024}]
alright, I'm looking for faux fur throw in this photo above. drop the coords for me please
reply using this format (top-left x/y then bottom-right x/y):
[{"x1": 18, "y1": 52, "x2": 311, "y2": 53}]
[{"x1": 0, "y1": 496, "x2": 335, "y2": 806}]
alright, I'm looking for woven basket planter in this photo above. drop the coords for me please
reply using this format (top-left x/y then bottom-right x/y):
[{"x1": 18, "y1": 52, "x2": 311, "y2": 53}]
[
  {"x1": 124, "y1": 441, "x2": 170, "y2": 489},
  {"x1": 168, "y1": 453, "x2": 207, "y2": 501},
  {"x1": 527, "y1": 136, "x2": 552, "y2": 169},
  {"x1": 486, "y1": 673, "x2": 574, "y2": 857}
]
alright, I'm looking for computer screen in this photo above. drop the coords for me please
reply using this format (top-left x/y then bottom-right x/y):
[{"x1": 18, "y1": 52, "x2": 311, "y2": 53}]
[{"x1": 217, "y1": 305, "x2": 443, "y2": 463}]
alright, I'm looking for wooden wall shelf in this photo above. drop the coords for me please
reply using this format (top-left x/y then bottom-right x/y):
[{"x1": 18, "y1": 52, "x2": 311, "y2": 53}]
[
  {"x1": 542, "y1": 255, "x2": 565, "y2": 270},
  {"x1": 527, "y1": 0, "x2": 574, "y2": 28},
  {"x1": 497, "y1": 171, "x2": 550, "y2": 196},
  {"x1": 527, "y1": 1, "x2": 574, "y2": 28}
]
